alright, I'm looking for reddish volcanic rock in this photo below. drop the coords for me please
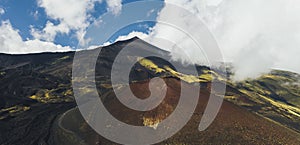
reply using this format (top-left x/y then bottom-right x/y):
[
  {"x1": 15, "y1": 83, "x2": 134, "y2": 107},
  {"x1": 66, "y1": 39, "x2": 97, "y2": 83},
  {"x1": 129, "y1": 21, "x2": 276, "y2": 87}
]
[{"x1": 62, "y1": 77, "x2": 300, "y2": 145}]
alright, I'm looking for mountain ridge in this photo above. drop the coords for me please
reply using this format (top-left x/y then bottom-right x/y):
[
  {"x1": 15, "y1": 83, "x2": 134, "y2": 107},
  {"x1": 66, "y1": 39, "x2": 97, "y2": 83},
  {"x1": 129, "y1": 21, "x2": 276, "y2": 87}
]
[{"x1": 0, "y1": 37, "x2": 300, "y2": 144}]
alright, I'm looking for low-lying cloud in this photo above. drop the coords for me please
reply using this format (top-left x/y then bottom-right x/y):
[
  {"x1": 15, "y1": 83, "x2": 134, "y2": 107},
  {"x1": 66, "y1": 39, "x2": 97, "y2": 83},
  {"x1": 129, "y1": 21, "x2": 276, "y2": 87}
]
[{"x1": 140, "y1": 0, "x2": 300, "y2": 80}]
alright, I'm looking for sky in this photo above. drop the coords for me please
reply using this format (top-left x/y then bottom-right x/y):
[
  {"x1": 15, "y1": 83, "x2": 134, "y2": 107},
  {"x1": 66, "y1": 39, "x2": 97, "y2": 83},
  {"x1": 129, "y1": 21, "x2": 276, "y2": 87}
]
[
  {"x1": 0, "y1": 0, "x2": 299, "y2": 80},
  {"x1": 0, "y1": 0, "x2": 158, "y2": 53}
]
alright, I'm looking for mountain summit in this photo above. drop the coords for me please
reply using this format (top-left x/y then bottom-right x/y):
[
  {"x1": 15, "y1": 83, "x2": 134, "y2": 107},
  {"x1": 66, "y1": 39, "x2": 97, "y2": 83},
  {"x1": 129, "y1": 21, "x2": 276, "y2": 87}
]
[{"x1": 0, "y1": 38, "x2": 300, "y2": 144}]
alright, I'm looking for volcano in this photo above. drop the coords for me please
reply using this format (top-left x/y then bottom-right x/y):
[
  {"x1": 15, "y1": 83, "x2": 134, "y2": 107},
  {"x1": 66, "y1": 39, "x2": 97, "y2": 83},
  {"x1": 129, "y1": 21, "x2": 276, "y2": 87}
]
[{"x1": 0, "y1": 37, "x2": 300, "y2": 145}]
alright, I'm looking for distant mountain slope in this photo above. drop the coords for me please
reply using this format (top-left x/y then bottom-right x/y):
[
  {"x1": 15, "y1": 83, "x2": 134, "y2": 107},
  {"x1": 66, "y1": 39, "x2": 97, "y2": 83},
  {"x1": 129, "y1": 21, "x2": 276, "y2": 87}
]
[
  {"x1": 0, "y1": 38, "x2": 299, "y2": 144},
  {"x1": 231, "y1": 70, "x2": 300, "y2": 132}
]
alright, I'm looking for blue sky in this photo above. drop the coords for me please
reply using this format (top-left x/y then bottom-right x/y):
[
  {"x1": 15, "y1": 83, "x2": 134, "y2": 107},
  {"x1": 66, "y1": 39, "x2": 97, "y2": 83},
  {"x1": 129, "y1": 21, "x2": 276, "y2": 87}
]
[{"x1": 0, "y1": 0, "x2": 163, "y2": 50}]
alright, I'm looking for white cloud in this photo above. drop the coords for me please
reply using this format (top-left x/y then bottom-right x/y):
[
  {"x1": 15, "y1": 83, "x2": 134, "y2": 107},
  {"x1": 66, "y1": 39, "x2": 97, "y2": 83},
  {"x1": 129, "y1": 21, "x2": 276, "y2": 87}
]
[
  {"x1": 209, "y1": 0, "x2": 300, "y2": 80},
  {"x1": 97, "y1": 31, "x2": 147, "y2": 46},
  {"x1": 79, "y1": 31, "x2": 148, "y2": 52},
  {"x1": 0, "y1": 8, "x2": 5, "y2": 15},
  {"x1": 0, "y1": 0, "x2": 123, "y2": 54},
  {"x1": 115, "y1": 31, "x2": 148, "y2": 42},
  {"x1": 106, "y1": 0, "x2": 122, "y2": 15},
  {"x1": 31, "y1": 10, "x2": 39, "y2": 20},
  {"x1": 0, "y1": 20, "x2": 71, "y2": 54},
  {"x1": 31, "y1": 21, "x2": 70, "y2": 42},
  {"x1": 124, "y1": 0, "x2": 300, "y2": 80},
  {"x1": 31, "y1": 0, "x2": 122, "y2": 44},
  {"x1": 31, "y1": 0, "x2": 99, "y2": 42},
  {"x1": 147, "y1": 9, "x2": 155, "y2": 17}
]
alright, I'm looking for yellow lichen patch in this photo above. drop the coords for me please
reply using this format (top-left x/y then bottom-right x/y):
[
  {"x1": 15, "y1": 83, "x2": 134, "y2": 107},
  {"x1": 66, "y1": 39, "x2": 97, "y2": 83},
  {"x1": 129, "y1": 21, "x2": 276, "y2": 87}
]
[
  {"x1": 29, "y1": 95, "x2": 38, "y2": 100},
  {"x1": 23, "y1": 106, "x2": 30, "y2": 111},
  {"x1": 138, "y1": 58, "x2": 226, "y2": 83},
  {"x1": 241, "y1": 82, "x2": 271, "y2": 95},
  {"x1": 199, "y1": 73, "x2": 213, "y2": 81},
  {"x1": 142, "y1": 103, "x2": 173, "y2": 129},
  {"x1": 58, "y1": 56, "x2": 70, "y2": 61},
  {"x1": 164, "y1": 66, "x2": 209, "y2": 83},
  {"x1": 238, "y1": 89, "x2": 265, "y2": 104},
  {"x1": 64, "y1": 89, "x2": 73, "y2": 96},
  {"x1": 163, "y1": 65, "x2": 180, "y2": 75},
  {"x1": 204, "y1": 70, "x2": 227, "y2": 82},
  {"x1": 28, "y1": 88, "x2": 71, "y2": 103},
  {"x1": 262, "y1": 74, "x2": 293, "y2": 82},
  {"x1": 240, "y1": 88, "x2": 300, "y2": 118},
  {"x1": 143, "y1": 117, "x2": 161, "y2": 130},
  {"x1": 78, "y1": 87, "x2": 94, "y2": 94},
  {"x1": 257, "y1": 93, "x2": 300, "y2": 117},
  {"x1": 1, "y1": 105, "x2": 31, "y2": 114},
  {"x1": 51, "y1": 56, "x2": 70, "y2": 65},
  {"x1": 138, "y1": 59, "x2": 165, "y2": 73},
  {"x1": 1, "y1": 106, "x2": 17, "y2": 112},
  {"x1": 288, "y1": 110, "x2": 300, "y2": 118},
  {"x1": 254, "y1": 86, "x2": 271, "y2": 95},
  {"x1": 182, "y1": 75, "x2": 206, "y2": 83},
  {"x1": 224, "y1": 95, "x2": 237, "y2": 100},
  {"x1": 45, "y1": 92, "x2": 51, "y2": 99},
  {"x1": 101, "y1": 84, "x2": 113, "y2": 89},
  {"x1": 253, "y1": 86, "x2": 271, "y2": 95},
  {"x1": 224, "y1": 95, "x2": 254, "y2": 107}
]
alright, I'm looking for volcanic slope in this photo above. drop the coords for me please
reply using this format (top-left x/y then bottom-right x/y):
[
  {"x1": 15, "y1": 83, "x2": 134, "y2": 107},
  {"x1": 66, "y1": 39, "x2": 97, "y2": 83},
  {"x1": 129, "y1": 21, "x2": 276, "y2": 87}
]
[{"x1": 0, "y1": 37, "x2": 299, "y2": 144}]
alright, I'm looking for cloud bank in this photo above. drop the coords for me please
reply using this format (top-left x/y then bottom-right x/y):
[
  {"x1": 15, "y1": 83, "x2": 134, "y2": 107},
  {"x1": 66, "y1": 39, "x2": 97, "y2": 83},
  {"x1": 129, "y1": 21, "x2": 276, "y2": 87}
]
[
  {"x1": 0, "y1": 21, "x2": 71, "y2": 54},
  {"x1": 126, "y1": 0, "x2": 300, "y2": 80}
]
